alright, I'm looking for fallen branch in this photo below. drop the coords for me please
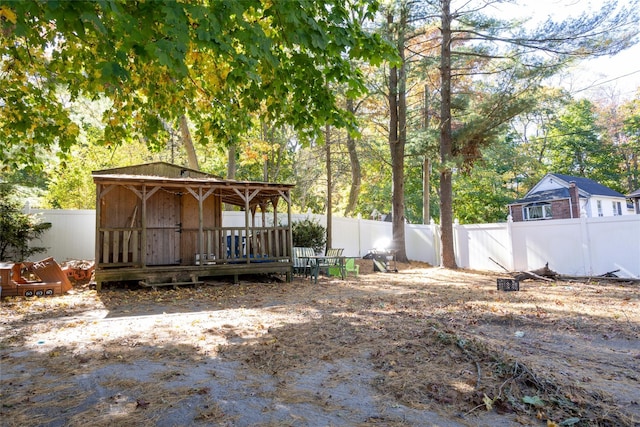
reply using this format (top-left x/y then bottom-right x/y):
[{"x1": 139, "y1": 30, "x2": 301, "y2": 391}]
[
  {"x1": 489, "y1": 257, "x2": 510, "y2": 273},
  {"x1": 513, "y1": 270, "x2": 554, "y2": 282},
  {"x1": 490, "y1": 259, "x2": 558, "y2": 282},
  {"x1": 559, "y1": 275, "x2": 640, "y2": 284},
  {"x1": 513, "y1": 263, "x2": 558, "y2": 282}
]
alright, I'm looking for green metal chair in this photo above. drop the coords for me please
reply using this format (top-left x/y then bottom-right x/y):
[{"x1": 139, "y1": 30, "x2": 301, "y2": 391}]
[
  {"x1": 343, "y1": 257, "x2": 359, "y2": 277},
  {"x1": 321, "y1": 248, "x2": 344, "y2": 279}
]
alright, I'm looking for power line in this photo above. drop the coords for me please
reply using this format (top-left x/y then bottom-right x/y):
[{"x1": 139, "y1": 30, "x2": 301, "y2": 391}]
[{"x1": 573, "y1": 69, "x2": 640, "y2": 94}]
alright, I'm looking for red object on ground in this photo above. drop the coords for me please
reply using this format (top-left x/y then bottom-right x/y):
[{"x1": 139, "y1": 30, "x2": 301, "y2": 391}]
[{"x1": 0, "y1": 257, "x2": 73, "y2": 297}]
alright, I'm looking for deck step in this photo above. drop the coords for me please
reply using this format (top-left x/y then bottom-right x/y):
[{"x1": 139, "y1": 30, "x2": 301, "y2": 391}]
[{"x1": 139, "y1": 280, "x2": 204, "y2": 288}]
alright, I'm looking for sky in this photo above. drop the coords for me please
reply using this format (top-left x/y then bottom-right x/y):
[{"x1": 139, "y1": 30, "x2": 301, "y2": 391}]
[
  {"x1": 490, "y1": 0, "x2": 640, "y2": 100},
  {"x1": 571, "y1": 43, "x2": 640, "y2": 99}
]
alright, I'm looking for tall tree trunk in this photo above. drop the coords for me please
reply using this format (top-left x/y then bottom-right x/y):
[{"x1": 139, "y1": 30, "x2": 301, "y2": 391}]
[
  {"x1": 325, "y1": 123, "x2": 333, "y2": 250},
  {"x1": 179, "y1": 114, "x2": 199, "y2": 170},
  {"x1": 439, "y1": 0, "x2": 457, "y2": 268},
  {"x1": 344, "y1": 98, "x2": 361, "y2": 216},
  {"x1": 388, "y1": 9, "x2": 408, "y2": 262},
  {"x1": 261, "y1": 120, "x2": 269, "y2": 182},
  {"x1": 227, "y1": 144, "x2": 236, "y2": 180}
]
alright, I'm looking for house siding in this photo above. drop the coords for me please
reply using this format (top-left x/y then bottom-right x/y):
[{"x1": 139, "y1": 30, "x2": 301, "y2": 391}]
[
  {"x1": 510, "y1": 199, "x2": 574, "y2": 222},
  {"x1": 586, "y1": 196, "x2": 632, "y2": 217},
  {"x1": 510, "y1": 205, "x2": 524, "y2": 221},
  {"x1": 552, "y1": 199, "x2": 573, "y2": 219}
]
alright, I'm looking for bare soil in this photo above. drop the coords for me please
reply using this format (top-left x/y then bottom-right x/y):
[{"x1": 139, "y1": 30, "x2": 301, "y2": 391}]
[{"x1": 1, "y1": 261, "x2": 638, "y2": 427}]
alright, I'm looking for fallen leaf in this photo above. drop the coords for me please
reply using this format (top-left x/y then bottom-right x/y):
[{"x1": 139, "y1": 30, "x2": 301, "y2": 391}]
[
  {"x1": 483, "y1": 394, "x2": 493, "y2": 411},
  {"x1": 523, "y1": 395, "x2": 544, "y2": 407}
]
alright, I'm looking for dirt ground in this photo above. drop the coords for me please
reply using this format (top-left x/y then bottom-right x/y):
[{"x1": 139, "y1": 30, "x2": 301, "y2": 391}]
[{"x1": 1, "y1": 261, "x2": 638, "y2": 427}]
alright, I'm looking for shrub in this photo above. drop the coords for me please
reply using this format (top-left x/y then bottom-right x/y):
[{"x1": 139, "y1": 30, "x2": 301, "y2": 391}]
[
  {"x1": 0, "y1": 184, "x2": 51, "y2": 261},
  {"x1": 291, "y1": 218, "x2": 326, "y2": 253}
]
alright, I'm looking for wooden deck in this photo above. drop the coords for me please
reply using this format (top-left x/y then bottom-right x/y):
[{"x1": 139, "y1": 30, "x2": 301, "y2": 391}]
[{"x1": 94, "y1": 260, "x2": 293, "y2": 290}]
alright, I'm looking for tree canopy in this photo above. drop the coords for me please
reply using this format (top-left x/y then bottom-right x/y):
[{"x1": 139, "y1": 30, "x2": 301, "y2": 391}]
[
  {"x1": 429, "y1": 0, "x2": 638, "y2": 267},
  {"x1": 0, "y1": 0, "x2": 394, "y2": 173},
  {"x1": 1, "y1": 0, "x2": 639, "y2": 266}
]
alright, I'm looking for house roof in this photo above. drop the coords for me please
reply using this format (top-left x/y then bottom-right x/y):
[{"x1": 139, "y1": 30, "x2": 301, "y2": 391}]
[
  {"x1": 511, "y1": 188, "x2": 575, "y2": 204},
  {"x1": 628, "y1": 188, "x2": 640, "y2": 198},
  {"x1": 509, "y1": 173, "x2": 625, "y2": 206},
  {"x1": 92, "y1": 162, "x2": 294, "y2": 209},
  {"x1": 544, "y1": 173, "x2": 625, "y2": 198}
]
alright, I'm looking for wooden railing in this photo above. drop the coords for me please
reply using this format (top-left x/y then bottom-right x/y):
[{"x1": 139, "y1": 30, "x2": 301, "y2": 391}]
[
  {"x1": 190, "y1": 226, "x2": 291, "y2": 264},
  {"x1": 97, "y1": 226, "x2": 290, "y2": 267},
  {"x1": 98, "y1": 228, "x2": 141, "y2": 266}
]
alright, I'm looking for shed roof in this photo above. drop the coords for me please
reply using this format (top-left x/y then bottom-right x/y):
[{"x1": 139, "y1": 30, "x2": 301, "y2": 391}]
[
  {"x1": 93, "y1": 162, "x2": 294, "y2": 209},
  {"x1": 92, "y1": 161, "x2": 219, "y2": 179}
]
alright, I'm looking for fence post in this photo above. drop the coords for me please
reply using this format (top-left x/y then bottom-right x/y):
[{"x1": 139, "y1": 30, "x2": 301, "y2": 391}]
[
  {"x1": 453, "y1": 218, "x2": 462, "y2": 268},
  {"x1": 357, "y1": 213, "x2": 363, "y2": 257},
  {"x1": 579, "y1": 210, "x2": 592, "y2": 276},
  {"x1": 507, "y1": 214, "x2": 515, "y2": 271},
  {"x1": 431, "y1": 218, "x2": 442, "y2": 267}
]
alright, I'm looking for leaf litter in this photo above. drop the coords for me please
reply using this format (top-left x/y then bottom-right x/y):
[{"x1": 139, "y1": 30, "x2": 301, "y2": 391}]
[{"x1": 0, "y1": 261, "x2": 638, "y2": 426}]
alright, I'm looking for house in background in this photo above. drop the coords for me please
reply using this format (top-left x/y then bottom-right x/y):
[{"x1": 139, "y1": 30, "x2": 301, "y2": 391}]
[
  {"x1": 508, "y1": 173, "x2": 632, "y2": 222},
  {"x1": 629, "y1": 188, "x2": 640, "y2": 214}
]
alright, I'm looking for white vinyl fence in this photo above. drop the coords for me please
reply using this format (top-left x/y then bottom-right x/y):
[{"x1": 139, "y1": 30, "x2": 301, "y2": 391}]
[{"x1": 25, "y1": 209, "x2": 640, "y2": 279}]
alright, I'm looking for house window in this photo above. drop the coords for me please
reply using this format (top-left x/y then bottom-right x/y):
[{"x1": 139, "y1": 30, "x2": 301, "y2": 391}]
[
  {"x1": 612, "y1": 201, "x2": 622, "y2": 216},
  {"x1": 597, "y1": 200, "x2": 603, "y2": 217},
  {"x1": 523, "y1": 203, "x2": 552, "y2": 220}
]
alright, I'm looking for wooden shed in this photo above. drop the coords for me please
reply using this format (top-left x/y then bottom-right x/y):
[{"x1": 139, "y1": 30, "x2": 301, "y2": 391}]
[{"x1": 92, "y1": 162, "x2": 294, "y2": 290}]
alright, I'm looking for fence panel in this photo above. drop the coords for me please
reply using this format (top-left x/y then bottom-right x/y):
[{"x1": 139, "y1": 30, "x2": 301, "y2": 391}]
[
  {"x1": 585, "y1": 216, "x2": 640, "y2": 278},
  {"x1": 405, "y1": 223, "x2": 438, "y2": 265},
  {"x1": 26, "y1": 209, "x2": 96, "y2": 262},
  {"x1": 330, "y1": 216, "x2": 366, "y2": 257},
  {"x1": 24, "y1": 209, "x2": 640, "y2": 279},
  {"x1": 456, "y1": 223, "x2": 512, "y2": 272},
  {"x1": 510, "y1": 219, "x2": 586, "y2": 276}
]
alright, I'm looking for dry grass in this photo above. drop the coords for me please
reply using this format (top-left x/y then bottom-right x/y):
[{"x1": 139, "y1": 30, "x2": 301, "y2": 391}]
[{"x1": 1, "y1": 261, "x2": 638, "y2": 426}]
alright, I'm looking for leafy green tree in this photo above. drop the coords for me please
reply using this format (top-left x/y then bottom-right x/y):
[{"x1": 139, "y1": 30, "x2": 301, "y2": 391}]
[
  {"x1": 0, "y1": 0, "x2": 393, "y2": 174},
  {"x1": 620, "y1": 93, "x2": 640, "y2": 192},
  {"x1": 365, "y1": 0, "x2": 637, "y2": 266},
  {"x1": 546, "y1": 99, "x2": 623, "y2": 190},
  {"x1": 507, "y1": 87, "x2": 572, "y2": 190},
  {"x1": 44, "y1": 126, "x2": 158, "y2": 209},
  {"x1": 435, "y1": 0, "x2": 638, "y2": 267},
  {"x1": 452, "y1": 136, "x2": 521, "y2": 223},
  {"x1": 0, "y1": 184, "x2": 51, "y2": 261}
]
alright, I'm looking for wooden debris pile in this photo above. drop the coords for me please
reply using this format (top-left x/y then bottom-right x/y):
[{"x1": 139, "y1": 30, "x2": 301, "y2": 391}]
[{"x1": 491, "y1": 258, "x2": 640, "y2": 284}]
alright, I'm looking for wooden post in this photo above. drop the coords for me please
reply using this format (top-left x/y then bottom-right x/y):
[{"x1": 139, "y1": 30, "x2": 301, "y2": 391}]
[
  {"x1": 198, "y1": 187, "x2": 204, "y2": 266},
  {"x1": 94, "y1": 183, "x2": 102, "y2": 291},
  {"x1": 141, "y1": 185, "x2": 147, "y2": 268},
  {"x1": 245, "y1": 188, "x2": 250, "y2": 263}
]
